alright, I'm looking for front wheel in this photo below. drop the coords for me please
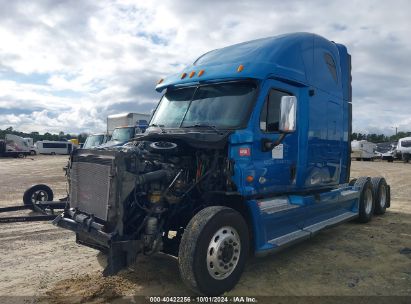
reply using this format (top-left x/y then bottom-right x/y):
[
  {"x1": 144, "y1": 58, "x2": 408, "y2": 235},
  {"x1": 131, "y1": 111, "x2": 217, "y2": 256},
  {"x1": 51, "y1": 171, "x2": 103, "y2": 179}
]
[{"x1": 178, "y1": 206, "x2": 249, "y2": 296}]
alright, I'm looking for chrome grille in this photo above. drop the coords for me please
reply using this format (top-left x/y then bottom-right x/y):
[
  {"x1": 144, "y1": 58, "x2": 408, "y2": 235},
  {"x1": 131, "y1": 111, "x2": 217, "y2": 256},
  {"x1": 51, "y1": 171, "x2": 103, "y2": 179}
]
[{"x1": 70, "y1": 162, "x2": 112, "y2": 220}]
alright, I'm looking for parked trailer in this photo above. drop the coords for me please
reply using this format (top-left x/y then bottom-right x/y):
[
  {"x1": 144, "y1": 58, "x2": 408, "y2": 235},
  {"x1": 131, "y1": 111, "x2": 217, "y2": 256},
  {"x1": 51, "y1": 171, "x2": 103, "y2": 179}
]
[
  {"x1": 351, "y1": 140, "x2": 376, "y2": 161},
  {"x1": 53, "y1": 33, "x2": 391, "y2": 295},
  {"x1": 36, "y1": 140, "x2": 73, "y2": 155},
  {"x1": 0, "y1": 184, "x2": 66, "y2": 224}
]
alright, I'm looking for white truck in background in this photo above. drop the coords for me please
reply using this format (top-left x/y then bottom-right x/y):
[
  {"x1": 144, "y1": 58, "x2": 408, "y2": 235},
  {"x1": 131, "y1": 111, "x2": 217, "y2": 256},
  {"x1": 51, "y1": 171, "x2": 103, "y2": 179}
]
[
  {"x1": 107, "y1": 113, "x2": 151, "y2": 136},
  {"x1": 24, "y1": 137, "x2": 38, "y2": 155},
  {"x1": 0, "y1": 134, "x2": 30, "y2": 158},
  {"x1": 100, "y1": 112, "x2": 151, "y2": 148},
  {"x1": 396, "y1": 137, "x2": 411, "y2": 163},
  {"x1": 351, "y1": 140, "x2": 376, "y2": 161}
]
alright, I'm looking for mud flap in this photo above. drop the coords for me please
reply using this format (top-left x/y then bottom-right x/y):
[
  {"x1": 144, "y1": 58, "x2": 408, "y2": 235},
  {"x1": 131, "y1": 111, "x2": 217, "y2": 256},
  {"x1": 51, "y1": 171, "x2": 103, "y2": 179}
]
[{"x1": 103, "y1": 240, "x2": 142, "y2": 276}]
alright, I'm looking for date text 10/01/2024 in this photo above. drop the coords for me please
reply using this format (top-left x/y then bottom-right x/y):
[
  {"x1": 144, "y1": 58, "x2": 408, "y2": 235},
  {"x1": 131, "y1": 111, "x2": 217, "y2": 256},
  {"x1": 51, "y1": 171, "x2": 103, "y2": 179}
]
[{"x1": 148, "y1": 296, "x2": 258, "y2": 303}]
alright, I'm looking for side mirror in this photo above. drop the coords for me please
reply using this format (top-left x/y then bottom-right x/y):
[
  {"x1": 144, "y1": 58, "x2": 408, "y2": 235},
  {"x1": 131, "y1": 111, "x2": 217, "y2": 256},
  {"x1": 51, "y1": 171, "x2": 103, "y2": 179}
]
[{"x1": 279, "y1": 96, "x2": 297, "y2": 133}]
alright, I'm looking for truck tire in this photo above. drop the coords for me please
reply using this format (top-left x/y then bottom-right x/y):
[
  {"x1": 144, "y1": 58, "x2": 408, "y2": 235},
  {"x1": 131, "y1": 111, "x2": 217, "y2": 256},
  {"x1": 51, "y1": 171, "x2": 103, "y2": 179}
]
[
  {"x1": 30, "y1": 150, "x2": 36, "y2": 155},
  {"x1": 354, "y1": 177, "x2": 374, "y2": 223},
  {"x1": 403, "y1": 154, "x2": 410, "y2": 163},
  {"x1": 371, "y1": 177, "x2": 389, "y2": 215},
  {"x1": 23, "y1": 184, "x2": 54, "y2": 206},
  {"x1": 178, "y1": 206, "x2": 249, "y2": 296}
]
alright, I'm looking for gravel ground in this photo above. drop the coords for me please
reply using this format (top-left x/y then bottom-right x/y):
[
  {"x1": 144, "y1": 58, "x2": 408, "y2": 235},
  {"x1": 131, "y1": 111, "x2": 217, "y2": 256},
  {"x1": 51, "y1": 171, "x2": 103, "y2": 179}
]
[{"x1": 0, "y1": 155, "x2": 410, "y2": 303}]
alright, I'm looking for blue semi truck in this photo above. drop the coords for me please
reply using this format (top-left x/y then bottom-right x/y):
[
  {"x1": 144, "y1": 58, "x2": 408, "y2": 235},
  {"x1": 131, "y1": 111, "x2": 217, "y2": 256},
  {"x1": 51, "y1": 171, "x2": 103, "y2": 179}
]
[{"x1": 54, "y1": 33, "x2": 390, "y2": 295}]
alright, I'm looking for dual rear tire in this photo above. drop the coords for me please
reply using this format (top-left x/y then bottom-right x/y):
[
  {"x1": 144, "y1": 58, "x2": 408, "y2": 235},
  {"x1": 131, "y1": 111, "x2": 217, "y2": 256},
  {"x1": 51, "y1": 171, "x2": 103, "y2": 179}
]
[{"x1": 354, "y1": 176, "x2": 390, "y2": 223}]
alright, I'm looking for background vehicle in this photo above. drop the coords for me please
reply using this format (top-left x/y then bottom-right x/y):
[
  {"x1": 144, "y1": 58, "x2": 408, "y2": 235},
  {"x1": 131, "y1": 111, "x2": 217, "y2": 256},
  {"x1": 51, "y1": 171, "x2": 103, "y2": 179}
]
[
  {"x1": 82, "y1": 133, "x2": 108, "y2": 149},
  {"x1": 107, "y1": 113, "x2": 151, "y2": 135},
  {"x1": 0, "y1": 134, "x2": 30, "y2": 157},
  {"x1": 54, "y1": 33, "x2": 390, "y2": 296},
  {"x1": 23, "y1": 138, "x2": 38, "y2": 155},
  {"x1": 351, "y1": 140, "x2": 376, "y2": 161},
  {"x1": 98, "y1": 120, "x2": 149, "y2": 148},
  {"x1": 396, "y1": 137, "x2": 411, "y2": 162},
  {"x1": 36, "y1": 140, "x2": 73, "y2": 155}
]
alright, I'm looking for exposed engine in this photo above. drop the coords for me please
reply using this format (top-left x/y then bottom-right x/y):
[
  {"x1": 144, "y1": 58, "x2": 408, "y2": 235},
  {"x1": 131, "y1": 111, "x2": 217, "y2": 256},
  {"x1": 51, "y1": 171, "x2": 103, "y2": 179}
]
[{"x1": 60, "y1": 136, "x2": 235, "y2": 275}]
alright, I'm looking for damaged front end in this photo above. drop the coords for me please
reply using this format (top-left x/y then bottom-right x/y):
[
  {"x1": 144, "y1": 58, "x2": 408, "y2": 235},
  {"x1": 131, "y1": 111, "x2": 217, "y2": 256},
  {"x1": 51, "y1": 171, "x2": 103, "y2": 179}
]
[{"x1": 53, "y1": 135, "x2": 234, "y2": 275}]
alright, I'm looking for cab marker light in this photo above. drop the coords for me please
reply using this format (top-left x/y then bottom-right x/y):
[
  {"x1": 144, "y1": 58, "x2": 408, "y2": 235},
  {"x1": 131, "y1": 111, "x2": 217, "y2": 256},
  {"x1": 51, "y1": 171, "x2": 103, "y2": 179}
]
[
  {"x1": 198, "y1": 69, "x2": 205, "y2": 77},
  {"x1": 157, "y1": 78, "x2": 164, "y2": 84},
  {"x1": 181, "y1": 72, "x2": 187, "y2": 79},
  {"x1": 189, "y1": 71, "x2": 196, "y2": 78},
  {"x1": 237, "y1": 64, "x2": 244, "y2": 72}
]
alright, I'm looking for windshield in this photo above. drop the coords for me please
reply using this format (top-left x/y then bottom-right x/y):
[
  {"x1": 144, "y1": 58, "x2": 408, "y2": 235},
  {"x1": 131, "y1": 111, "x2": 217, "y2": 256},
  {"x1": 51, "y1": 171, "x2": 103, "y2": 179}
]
[
  {"x1": 83, "y1": 135, "x2": 105, "y2": 148},
  {"x1": 150, "y1": 81, "x2": 258, "y2": 129},
  {"x1": 111, "y1": 127, "x2": 134, "y2": 142},
  {"x1": 401, "y1": 140, "x2": 411, "y2": 148}
]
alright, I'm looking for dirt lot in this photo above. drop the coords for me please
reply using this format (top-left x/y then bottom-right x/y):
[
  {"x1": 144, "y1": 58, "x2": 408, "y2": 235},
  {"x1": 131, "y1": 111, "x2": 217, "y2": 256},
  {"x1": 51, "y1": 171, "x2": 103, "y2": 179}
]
[{"x1": 0, "y1": 155, "x2": 410, "y2": 302}]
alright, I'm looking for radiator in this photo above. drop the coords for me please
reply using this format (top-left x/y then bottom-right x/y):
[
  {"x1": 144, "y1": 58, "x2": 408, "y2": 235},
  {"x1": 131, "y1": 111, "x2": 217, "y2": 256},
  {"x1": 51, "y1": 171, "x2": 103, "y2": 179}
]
[{"x1": 70, "y1": 162, "x2": 112, "y2": 221}]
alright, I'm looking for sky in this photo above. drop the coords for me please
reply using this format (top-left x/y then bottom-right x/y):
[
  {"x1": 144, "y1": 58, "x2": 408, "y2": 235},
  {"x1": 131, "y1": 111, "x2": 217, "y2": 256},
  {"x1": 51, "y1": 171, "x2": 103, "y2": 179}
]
[{"x1": 0, "y1": 0, "x2": 410, "y2": 135}]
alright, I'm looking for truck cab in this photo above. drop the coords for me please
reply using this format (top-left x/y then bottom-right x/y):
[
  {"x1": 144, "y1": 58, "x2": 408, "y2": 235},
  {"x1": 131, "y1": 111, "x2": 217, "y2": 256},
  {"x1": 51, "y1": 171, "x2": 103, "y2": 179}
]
[
  {"x1": 98, "y1": 121, "x2": 148, "y2": 148},
  {"x1": 82, "y1": 133, "x2": 108, "y2": 149},
  {"x1": 54, "y1": 33, "x2": 390, "y2": 296}
]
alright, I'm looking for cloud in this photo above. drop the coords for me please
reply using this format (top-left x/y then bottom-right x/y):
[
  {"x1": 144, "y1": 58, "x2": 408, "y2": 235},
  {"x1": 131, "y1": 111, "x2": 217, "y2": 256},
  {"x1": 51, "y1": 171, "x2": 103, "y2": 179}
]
[{"x1": 0, "y1": 0, "x2": 410, "y2": 136}]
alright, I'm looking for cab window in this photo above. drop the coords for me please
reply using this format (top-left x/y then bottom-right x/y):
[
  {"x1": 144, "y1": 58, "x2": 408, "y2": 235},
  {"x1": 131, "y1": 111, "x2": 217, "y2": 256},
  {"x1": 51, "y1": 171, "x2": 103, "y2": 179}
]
[{"x1": 260, "y1": 89, "x2": 291, "y2": 132}]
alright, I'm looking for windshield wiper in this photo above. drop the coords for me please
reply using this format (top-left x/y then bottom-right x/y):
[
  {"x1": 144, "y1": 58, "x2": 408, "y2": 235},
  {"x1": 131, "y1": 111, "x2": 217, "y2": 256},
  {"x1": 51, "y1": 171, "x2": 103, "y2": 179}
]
[{"x1": 181, "y1": 124, "x2": 223, "y2": 134}]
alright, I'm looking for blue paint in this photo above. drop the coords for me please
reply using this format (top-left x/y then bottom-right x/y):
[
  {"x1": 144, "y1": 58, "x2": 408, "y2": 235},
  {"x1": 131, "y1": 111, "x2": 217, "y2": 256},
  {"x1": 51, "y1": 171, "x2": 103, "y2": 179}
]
[{"x1": 158, "y1": 33, "x2": 358, "y2": 254}]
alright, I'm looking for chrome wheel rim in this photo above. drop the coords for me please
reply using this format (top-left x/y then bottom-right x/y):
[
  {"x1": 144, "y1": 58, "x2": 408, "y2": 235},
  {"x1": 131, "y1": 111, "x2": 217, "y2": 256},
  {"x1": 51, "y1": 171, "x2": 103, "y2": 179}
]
[
  {"x1": 379, "y1": 184, "x2": 387, "y2": 208},
  {"x1": 206, "y1": 226, "x2": 241, "y2": 280},
  {"x1": 31, "y1": 190, "x2": 48, "y2": 204},
  {"x1": 365, "y1": 187, "x2": 373, "y2": 214}
]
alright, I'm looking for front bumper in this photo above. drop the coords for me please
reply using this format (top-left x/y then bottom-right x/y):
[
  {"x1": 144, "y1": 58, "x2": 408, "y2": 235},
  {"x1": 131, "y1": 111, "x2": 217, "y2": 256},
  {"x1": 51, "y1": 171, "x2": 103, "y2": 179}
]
[
  {"x1": 53, "y1": 208, "x2": 142, "y2": 276},
  {"x1": 52, "y1": 208, "x2": 113, "y2": 249}
]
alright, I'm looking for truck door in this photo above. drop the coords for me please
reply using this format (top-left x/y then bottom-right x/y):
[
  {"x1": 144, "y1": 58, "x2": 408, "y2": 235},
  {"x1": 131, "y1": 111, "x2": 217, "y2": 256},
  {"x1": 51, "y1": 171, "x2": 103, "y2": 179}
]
[{"x1": 250, "y1": 79, "x2": 300, "y2": 195}]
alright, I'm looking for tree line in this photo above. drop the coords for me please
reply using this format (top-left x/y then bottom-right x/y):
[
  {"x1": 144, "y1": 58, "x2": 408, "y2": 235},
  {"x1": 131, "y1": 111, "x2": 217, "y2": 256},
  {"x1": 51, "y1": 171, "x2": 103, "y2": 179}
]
[
  {"x1": 0, "y1": 127, "x2": 89, "y2": 143},
  {"x1": 352, "y1": 131, "x2": 411, "y2": 143},
  {"x1": 1, "y1": 126, "x2": 410, "y2": 144}
]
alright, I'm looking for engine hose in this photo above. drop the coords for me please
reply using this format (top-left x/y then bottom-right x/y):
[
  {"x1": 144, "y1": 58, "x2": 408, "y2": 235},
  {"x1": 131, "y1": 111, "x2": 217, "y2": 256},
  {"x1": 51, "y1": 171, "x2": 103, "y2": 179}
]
[{"x1": 136, "y1": 169, "x2": 169, "y2": 185}]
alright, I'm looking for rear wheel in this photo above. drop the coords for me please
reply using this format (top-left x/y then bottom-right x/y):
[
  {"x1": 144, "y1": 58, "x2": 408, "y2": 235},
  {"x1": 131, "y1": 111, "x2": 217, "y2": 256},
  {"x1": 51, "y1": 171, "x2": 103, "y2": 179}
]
[
  {"x1": 371, "y1": 177, "x2": 389, "y2": 215},
  {"x1": 178, "y1": 206, "x2": 249, "y2": 295},
  {"x1": 354, "y1": 177, "x2": 374, "y2": 223}
]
